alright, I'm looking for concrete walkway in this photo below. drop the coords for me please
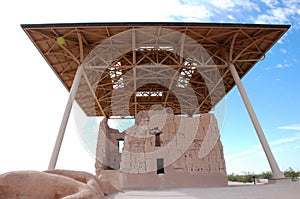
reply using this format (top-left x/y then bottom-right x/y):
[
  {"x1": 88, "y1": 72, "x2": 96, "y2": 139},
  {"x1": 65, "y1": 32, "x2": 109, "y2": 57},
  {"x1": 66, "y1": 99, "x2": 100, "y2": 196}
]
[{"x1": 106, "y1": 182, "x2": 300, "y2": 199}]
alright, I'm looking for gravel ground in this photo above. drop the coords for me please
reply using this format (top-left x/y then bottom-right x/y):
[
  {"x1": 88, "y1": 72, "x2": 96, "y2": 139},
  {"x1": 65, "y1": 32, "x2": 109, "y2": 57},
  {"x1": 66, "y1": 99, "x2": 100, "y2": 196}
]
[{"x1": 106, "y1": 182, "x2": 300, "y2": 199}]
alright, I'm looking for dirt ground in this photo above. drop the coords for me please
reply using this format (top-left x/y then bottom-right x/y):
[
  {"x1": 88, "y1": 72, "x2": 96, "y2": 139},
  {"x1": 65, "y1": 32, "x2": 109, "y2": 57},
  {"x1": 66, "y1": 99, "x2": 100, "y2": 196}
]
[{"x1": 106, "y1": 181, "x2": 300, "y2": 199}]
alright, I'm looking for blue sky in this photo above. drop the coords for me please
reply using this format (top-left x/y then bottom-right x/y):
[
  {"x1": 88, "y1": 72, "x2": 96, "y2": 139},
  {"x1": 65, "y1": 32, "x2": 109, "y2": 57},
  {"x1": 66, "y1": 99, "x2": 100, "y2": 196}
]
[
  {"x1": 0, "y1": 0, "x2": 299, "y2": 175},
  {"x1": 221, "y1": 34, "x2": 300, "y2": 174}
]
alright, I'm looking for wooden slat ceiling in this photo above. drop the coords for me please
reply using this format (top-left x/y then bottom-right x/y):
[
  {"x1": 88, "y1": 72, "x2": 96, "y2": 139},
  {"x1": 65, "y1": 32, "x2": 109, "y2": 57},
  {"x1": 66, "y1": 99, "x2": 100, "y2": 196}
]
[{"x1": 21, "y1": 22, "x2": 290, "y2": 117}]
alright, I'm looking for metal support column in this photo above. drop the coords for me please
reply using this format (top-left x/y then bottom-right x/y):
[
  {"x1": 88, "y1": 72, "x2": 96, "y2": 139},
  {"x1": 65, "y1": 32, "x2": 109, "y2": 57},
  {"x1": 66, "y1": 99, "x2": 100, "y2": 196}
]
[
  {"x1": 228, "y1": 62, "x2": 284, "y2": 179},
  {"x1": 48, "y1": 65, "x2": 84, "y2": 170}
]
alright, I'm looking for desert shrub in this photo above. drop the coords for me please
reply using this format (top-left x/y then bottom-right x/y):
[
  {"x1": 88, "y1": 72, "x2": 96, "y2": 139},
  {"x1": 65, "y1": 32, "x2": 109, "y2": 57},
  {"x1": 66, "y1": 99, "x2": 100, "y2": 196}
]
[
  {"x1": 284, "y1": 167, "x2": 299, "y2": 181},
  {"x1": 228, "y1": 173, "x2": 238, "y2": 182},
  {"x1": 257, "y1": 171, "x2": 272, "y2": 179},
  {"x1": 227, "y1": 172, "x2": 256, "y2": 183},
  {"x1": 228, "y1": 168, "x2": 300, "y2": 182}
]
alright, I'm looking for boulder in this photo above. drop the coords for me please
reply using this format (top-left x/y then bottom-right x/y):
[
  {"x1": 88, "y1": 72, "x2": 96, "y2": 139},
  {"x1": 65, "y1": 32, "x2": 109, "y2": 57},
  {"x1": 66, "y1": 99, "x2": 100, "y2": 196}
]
[{"x1": 0, "y1": 169, "x2": 120, "y2": 199}]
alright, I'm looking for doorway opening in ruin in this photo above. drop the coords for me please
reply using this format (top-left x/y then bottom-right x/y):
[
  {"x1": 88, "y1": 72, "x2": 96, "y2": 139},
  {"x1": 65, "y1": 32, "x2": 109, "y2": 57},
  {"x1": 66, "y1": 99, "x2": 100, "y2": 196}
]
[
  {"x1": 117, "y1": 138, "x2": 124, "y2": 153},
  {"x1": 157, "y1": 158, "x2": 165, "y2": 175}
]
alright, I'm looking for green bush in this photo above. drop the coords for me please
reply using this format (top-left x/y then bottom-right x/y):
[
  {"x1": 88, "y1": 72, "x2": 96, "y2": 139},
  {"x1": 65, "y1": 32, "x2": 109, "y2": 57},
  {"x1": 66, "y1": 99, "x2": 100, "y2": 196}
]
[
  {"x1": 227, "y1": 172, "x2": 256, "y2": 183},
  {"x1": 284, "y1": 167, "x2": 299, "y2": 181},
  {"x1": 227, "y1": 168, "x2": 300, "y2": 182},
  {"x1": 228, "y1": 173, "x2": 238, "y2": 182},
  {"x1": 257, "y1": 171, "x2": 272, "y2": 179}
]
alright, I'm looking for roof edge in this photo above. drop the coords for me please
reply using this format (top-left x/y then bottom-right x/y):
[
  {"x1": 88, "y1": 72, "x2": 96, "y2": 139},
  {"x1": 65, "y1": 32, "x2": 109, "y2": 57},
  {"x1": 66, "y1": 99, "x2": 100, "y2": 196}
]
[{"x1": 20, "y1": 22, "x2": 291, "y2": 29}]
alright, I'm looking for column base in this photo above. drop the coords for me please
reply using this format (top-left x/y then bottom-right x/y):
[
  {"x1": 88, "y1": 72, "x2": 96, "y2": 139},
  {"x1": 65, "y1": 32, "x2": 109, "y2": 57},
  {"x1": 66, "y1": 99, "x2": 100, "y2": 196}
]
[{"x1": 268, "y1": 177, "x2": 292, "y2": 184}]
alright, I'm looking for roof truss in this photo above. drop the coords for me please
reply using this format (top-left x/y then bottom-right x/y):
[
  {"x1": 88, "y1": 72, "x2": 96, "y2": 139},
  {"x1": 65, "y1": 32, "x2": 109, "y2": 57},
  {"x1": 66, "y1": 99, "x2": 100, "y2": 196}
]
[{"x1": 21, "y1": 22, "x2": 289, "y2": 117}]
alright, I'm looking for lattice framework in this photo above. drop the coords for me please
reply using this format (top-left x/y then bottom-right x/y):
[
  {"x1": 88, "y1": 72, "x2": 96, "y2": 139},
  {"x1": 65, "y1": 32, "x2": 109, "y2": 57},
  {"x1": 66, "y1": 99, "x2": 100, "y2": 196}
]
[{"x1": 22, "y1": 23, "x2": 289, "y2": 117}]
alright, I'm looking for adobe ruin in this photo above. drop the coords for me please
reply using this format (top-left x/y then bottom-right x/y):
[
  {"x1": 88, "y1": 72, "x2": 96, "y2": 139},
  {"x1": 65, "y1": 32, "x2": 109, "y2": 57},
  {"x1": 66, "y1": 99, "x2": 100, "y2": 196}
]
[{"x1": 96, "y1": 109, "x2": 227, "y2": 189}]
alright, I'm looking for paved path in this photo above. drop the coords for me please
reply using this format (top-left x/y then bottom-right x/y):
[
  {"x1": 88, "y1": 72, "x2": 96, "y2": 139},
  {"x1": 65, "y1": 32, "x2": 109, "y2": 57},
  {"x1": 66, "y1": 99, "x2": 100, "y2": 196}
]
[{"x1": 106, "y1": 182, "x2": 300, "y2": 199}]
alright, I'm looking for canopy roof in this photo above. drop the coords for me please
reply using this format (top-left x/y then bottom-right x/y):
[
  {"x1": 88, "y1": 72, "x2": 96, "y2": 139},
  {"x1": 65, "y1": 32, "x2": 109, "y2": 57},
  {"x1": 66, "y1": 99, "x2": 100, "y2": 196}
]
[{"x1": 21, "y1": 22, "x2": 289, "y2": 117}]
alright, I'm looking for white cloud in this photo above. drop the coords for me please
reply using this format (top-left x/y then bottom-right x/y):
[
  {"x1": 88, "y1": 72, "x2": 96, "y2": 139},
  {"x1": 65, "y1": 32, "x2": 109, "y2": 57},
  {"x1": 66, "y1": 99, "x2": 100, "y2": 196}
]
[
  {"x1": 226, "y1": 134, "x2": 300, "y2": 162},
  {"x1": 269, "y1": 135, "x2": 300, "y2": 145},
  {"x1": 254, "y1": 76, "x2": 261, "y2": 81},
  {"x1": 225, "y1": 133, "x2": 300, "y2": 173},
  {"x1": 175, "y1": 0, "x2": 260, "y2": 21},
  {"x1": 275, "y1": 63, "x2": 290, "y2": 69},
  {"x1": 174, "y1": 0, "x2": 299, "y2": 27},
  {"x1": 280, "y1": 48, "x2": 287, "y2": 53},
  {"x1": 172, "y1": 4, "x2": 212, "y2": 20},
  {"x1": 227, "y1": 15, "x2": 235, "y2": 20},
  {"x1": 252, "y1": 144, "x2": 263, "y2": 150},
  {"x1": 277, "y1": 38, "x2": 284, "y2": 44},
  {"x1": 239, "y1": 0, "x2": 260, "y2": 11},
  {"x1": 264, "y1": 66, "x2": 272, "y2": 70},
  {"x1": 209, "y1": 0, "x2": 235, "y2": 9},
  {"x1": 278, "y1": 123, "x2": 300, "y2": 131},
  {"x1": 255, "y1": 1, "x2": 300, "y2": 25},
  {"x1": 260, "y1": 0, "x2": 279, "y2": 8},
  {"x1": 215, "y1": 0, "x2": 260, "y2": 11},
  {"x1": 226, "y1": 149, "x2": 253, "y2": 161}
]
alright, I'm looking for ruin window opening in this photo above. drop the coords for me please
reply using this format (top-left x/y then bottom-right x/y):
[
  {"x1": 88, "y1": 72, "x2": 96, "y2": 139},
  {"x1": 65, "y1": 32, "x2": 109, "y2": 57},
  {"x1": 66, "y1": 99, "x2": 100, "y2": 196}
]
[
  {"x1": 105, "y1": 166, "x2": 115, "y2": 170},
  {"x1": 155, "y1": 133, "x2": 161, "y2": 147},
  {"x1": 117, "y1": 138, "x2": 124, "y2": 153},
  {"x1": 156, "y1": 158, "x2": 165, "y2": 175}
]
